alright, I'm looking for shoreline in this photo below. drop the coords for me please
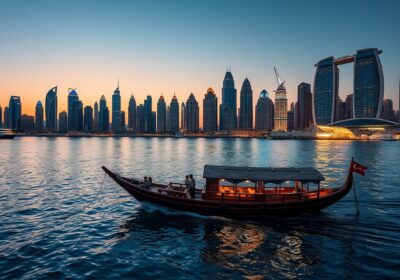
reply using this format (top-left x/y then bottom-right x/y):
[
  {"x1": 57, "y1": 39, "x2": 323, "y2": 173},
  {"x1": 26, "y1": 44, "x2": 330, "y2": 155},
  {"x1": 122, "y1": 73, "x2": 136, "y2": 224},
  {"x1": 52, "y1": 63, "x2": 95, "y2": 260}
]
[{"x1": 11, "y1": 133, "x2": 399, "y2": 141}]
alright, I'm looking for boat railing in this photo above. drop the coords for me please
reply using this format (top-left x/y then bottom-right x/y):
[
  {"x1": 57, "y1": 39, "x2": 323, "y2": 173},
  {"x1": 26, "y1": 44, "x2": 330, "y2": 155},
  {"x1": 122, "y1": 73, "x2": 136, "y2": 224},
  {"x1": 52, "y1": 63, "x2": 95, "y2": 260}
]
[{"x1": 204, "y1": 190, "x2": 309, "y2": 203}]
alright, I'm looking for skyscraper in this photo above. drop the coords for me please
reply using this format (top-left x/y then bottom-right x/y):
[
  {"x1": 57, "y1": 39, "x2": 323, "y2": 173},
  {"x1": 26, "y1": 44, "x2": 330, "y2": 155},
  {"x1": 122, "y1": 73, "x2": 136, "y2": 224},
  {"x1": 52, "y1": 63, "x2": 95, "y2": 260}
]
[
  {"x1": 99, "y1": 95, "x2": 109, "y2": 133},
  {"x1": 157, "y1": 95, "x2": 167, "y2": 133},
  {"x1": 220, "y1": 71, "x2": 237, "y2": 131},
  {"x1": 84, "y1": 106, "x2": 93, "y2": 133},
  {"x1": 9, "y1": 96, "x2": 21, "y2": 131},
  {"x1": 112, "y1": 83, "x2": 121, "y2": 131},
  {"x1": 353, "y1": 48, "x2": 384, "y2": 118},
  {"x1": 67, "y1": 89, "x2": 79, "y2": 131},
  {"x1": 136, "y1": 104, "x2": 145, "y2": 132},
  {"x1": 72, "y1": 100, "x2": 83, "y2": 131},
  {"x1": 0, "y1": 106, "x2": 2, "y2": 128},
  {"x1": 35, "y1": 101, "x2": 44, "y2": 131},
  {"x1": 297, "y1": 83, "x2": 313, "y2": 130},
  {"x1": 239, "y1": 78, "x2": 253, "y2": 130},
  {"x1": 203, "y1": 88, "x2": 218, "y2": 132},
  {"x1": 274, "y1": 68, "x2": 288, "y2": 131},
  {"x1": 344, "y1": 94, "x2": 353, "y2": 120},
  {"x1": 128, "y1": 95, "x2": 136, "y2": 131},
  {"x1": 382, "y1": 99, "x2": 395, "y2": 121},
  {"x1": 313, "y1": 57, "x2": 338, "y2": 125},
  {"x1": 255, "y1": 90, "x2": 274, "y2": 131},
  {"x1": 94, "y1": 102, "x2": 99, "y2": 132},
  {"x1": 4, "y1": 107, "x2": 9, "y2": 129},
  {"x1": 144, "y1": 96, "x2": 153, "y2": 132},
  {"x1": 169, "y1": 95, "x2": 179, "y2": 133},
  {"x1": 185, "y1": 93, "x2": 199, "y2": 132},
  {"x1": 59, "y1": 111, "x2": 68, "y2": 133},
  {"x1": 45, "y1": 86, "x2": 57, "y2": 131}
]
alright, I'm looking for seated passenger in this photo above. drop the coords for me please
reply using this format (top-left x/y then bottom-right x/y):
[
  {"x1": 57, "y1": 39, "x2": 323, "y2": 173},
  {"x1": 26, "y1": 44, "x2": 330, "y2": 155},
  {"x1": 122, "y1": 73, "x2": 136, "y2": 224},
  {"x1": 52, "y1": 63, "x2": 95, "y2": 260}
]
[{"x1": 141, "y1": 176, "x2": 151, "y2": 189}]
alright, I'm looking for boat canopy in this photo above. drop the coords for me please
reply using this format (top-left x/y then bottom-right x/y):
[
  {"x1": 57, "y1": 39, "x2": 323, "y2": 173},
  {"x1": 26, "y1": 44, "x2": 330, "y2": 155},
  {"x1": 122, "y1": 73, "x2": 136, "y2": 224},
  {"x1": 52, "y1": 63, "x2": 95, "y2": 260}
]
[{"x1": 203, "y1": 165, "x2": 325, "y2": 183}]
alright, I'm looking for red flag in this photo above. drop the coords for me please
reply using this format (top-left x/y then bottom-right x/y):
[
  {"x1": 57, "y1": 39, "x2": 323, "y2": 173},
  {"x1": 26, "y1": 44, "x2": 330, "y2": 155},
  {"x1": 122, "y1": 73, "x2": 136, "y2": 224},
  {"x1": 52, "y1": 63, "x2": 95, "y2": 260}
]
[{"x1": 350, "y1": 159, "x2": 368, "y2": 176}]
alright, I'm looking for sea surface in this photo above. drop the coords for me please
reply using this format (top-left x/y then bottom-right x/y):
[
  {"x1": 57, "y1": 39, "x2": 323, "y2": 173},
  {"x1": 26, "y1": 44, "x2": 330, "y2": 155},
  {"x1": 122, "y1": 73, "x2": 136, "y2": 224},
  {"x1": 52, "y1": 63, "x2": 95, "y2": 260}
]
[{"x1": 0, "y1": 137, "x2": 399, "y2": 279}]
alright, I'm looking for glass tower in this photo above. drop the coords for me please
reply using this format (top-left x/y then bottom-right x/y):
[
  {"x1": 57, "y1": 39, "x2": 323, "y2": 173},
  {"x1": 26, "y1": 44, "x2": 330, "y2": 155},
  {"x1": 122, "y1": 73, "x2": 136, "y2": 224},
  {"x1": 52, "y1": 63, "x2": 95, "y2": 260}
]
[
  {"x1": 313, "y1": 57, "x2": 338, "y2": 125},
  {"x1": 353, "y1": 48, "x2": 384, "y2": 118},
  {"x1": 45, "y1": 87, "x2": 57, "y2": 131}
]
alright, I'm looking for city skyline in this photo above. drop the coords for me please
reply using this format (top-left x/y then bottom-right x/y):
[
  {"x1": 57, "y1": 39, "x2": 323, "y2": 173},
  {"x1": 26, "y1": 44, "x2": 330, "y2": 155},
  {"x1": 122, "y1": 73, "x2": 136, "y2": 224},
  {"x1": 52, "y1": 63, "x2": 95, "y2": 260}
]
[{"x1": 0, "y1": 0, "x2": 399, "y2": 119}]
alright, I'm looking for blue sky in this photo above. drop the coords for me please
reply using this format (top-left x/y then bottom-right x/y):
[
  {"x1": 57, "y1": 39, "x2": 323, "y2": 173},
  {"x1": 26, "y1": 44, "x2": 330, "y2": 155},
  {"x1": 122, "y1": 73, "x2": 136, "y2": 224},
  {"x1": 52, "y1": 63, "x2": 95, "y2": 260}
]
[{"x1": 0, "y1": 0, "x2": 399, "y2": 115}]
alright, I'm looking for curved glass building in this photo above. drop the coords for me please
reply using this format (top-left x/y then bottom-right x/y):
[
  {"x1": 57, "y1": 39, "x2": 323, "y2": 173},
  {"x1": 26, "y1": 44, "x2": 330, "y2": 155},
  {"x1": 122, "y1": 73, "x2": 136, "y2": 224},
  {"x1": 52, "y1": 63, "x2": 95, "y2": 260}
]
[
  {"x1": 353, "y1": 48, "x2": 384, "y2": 118},
  {"x1": 313, "y1": 57, "x2": 338, "y2": 125},
  {"x1": 45, "y1": 87, "x2": 57, "y2": 131}
]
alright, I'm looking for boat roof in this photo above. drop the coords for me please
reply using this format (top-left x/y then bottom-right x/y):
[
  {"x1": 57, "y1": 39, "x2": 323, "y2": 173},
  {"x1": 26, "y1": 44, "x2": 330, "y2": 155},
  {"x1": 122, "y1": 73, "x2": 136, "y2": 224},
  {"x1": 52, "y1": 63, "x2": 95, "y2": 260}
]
[{"x1": 203, "y1": 165, "x2": 325, "y2": 183}]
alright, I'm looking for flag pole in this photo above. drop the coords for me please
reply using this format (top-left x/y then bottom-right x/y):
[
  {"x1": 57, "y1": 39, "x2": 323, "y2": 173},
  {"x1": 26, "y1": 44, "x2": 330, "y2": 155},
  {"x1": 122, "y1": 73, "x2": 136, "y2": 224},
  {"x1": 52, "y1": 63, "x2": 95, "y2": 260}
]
[{"x1": 353, "y1": 179, "x2": 360, "y2": 215}]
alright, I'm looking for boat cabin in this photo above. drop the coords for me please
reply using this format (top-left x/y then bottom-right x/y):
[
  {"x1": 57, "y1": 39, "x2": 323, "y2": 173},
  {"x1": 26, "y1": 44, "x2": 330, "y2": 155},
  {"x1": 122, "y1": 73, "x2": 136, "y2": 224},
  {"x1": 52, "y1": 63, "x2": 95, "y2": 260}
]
[{"x1": 202, "y1": 165, "x2": 326, "y2": 202}]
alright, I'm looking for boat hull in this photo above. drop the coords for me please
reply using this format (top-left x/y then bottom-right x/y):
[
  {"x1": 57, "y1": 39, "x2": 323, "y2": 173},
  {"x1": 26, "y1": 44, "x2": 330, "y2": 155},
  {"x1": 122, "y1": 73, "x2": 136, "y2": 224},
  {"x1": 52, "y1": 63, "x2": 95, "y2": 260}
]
[
  {"x1": 0, "y1": 135, "x2": 15, "y2": 139},
  {"x1": 102, "y1": 166, "x2": 353, "y2": 218}
]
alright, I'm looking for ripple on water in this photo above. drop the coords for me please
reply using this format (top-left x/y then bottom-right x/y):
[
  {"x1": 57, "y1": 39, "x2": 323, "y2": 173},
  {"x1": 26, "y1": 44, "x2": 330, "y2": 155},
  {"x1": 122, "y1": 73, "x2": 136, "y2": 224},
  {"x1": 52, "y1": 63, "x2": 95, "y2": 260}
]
[{"x1": 0, "y1": 138, "x2": 399, "y2": 279}]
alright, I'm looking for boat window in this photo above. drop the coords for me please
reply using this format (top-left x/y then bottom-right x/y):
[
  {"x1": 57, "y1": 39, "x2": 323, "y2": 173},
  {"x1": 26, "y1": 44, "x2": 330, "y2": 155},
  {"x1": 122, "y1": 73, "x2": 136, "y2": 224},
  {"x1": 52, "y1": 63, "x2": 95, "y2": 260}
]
[
  {"x1": 264, "y1": 182, "x2": 277, "y2": 189},
  {"x1": 219, "y1": 179, "x2": 234, "y2": 187},
  {"x1": 237, "y1": 180, "x2": 256, "y2": 187}
]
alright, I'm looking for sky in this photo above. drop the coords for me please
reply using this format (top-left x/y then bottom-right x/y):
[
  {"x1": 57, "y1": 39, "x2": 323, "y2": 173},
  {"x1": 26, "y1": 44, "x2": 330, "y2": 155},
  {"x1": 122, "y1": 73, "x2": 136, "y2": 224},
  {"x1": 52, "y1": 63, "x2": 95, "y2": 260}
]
[{"x1": 0, "y1": 0, "x2": 399, "y2": 123}]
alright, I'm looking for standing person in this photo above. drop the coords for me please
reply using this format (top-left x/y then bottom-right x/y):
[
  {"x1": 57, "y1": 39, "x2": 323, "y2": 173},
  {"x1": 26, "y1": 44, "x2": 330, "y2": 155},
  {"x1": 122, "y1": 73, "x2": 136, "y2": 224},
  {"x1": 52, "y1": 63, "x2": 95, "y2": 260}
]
[
  {"x1": 184, "y1": 175, "x2": 190, "y2": 198},
  {"x1": 189, "y1": 174, "x2": 196, "y2": 199}
]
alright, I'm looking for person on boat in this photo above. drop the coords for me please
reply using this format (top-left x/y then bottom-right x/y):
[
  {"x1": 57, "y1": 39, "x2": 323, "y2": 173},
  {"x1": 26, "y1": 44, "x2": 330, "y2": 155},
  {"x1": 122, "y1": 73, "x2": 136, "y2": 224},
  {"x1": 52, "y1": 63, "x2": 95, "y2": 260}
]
[
  {"x1": 184, "y1": 175, "x2": 190, "y2": 188},
  {"x1": 141, "y1": 176, "x2": 151, "y2": 189},
  {"x1": 188, "y1": 174, "x2": 196, "y2": 199}
]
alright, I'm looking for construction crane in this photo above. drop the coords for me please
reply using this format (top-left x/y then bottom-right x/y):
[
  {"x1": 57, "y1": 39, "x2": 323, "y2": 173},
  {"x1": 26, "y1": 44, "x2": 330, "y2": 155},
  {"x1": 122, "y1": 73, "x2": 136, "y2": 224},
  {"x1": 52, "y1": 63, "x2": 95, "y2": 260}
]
[{"x1": 274, "y1": 67, "x2": 285, "y2": 87}]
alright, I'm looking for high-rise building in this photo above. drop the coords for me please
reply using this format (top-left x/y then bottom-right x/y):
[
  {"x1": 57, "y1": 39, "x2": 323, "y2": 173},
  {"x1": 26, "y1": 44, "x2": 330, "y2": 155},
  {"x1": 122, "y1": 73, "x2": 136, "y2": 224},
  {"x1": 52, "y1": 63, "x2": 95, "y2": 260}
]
[
  {"x1": 157, "y1": 95, "x2": 167, "y2": 133},
  {"x1": 67, "y1": 89, "x2": 79, "y2": 131},
  {"x1": 35, "y1": 101, "x2": 44, "y2": 131},
  {"x1": 144, "y1": 96, "x2": 153, "y2": 132},
  {"x1": 136, "y1": 105, "x2": 145, "y2": 132},
  {"x1": 313, "y1": 57, "x2": 338, "y2": 125},
  {"x1": 9, "y1": 96, "x2": 22, "y2": 131},
  {"x1": 72, "y1": 100, "x2": 83, "y2": 131},
  {"x1": 335, "y1": 96, "x2": 345, "y2": 122},
  {"x1": 4, "y1": 107, "x2": 10, "y2": 129},
  {"x1": 99, "y1": 95, "x2": 109, "y2": 133},
  {"x1": 255, "y1": 90, "x2": 274, "y2": 131},
  {"x1": 45, "y1": 86, "x2": 57, "y2": 131},
  {"x1": 220, "y1": 71, "x2": 237, "y2": 131},
  {"x1": 59, "y1": 111, "x2": 68, "y2": 133},
  {"x1": 185, "y1": 93, "x2": 199, "y2": 132},
  {"x1": 344, "y1": 94, "x2": 353, "y2": 120},
  {"x1": 94, "y1": 102, "x2": 99, "y2": 131},
  {"x1": 112, "y1": 83, "x2": 121, "y2": 131},
  {"x1": 239, "y1": 78, "x2": 253, "y2": 130},
  {"x1": 21, "y1": 115, "x2": 35, "y2": 130},
  {"x1": 169, "y1": 95, "x2": 179, "y2": 133},
  {"x1": 382, "y1": 99, "x2": 395, "y2": 121},
  {"x1": 297, "y1": 83, "x2": 313, "y2": 130},
  {"x1": 181, "y1": 102, "x2": 186, "y2": 131},
  {"x1": 0, "y1": 106, "x2": 2, "y2": 128},
  {"x1": 84, "y1": 106, "x2": 93, "y2": 133},
  {"x1": 274, "y1": 80, "x2": 288, "y2": 131},
  {"x1": 128, "y1": 95, "x2": 136, "y2": 131},
  {"x1": 354, "y1": 49, "x2": 384, "y2": 118},
  {"x1": 203, "y1": 88, "x2": 218, "y2": 132}
]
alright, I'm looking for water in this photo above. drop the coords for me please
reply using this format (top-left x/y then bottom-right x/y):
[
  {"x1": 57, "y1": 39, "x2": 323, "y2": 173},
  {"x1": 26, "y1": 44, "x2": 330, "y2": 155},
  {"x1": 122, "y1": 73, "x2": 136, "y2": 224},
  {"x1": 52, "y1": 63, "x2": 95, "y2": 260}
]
[{"x1": 0, "y1": 137, "x2": 399, "y2": 279}]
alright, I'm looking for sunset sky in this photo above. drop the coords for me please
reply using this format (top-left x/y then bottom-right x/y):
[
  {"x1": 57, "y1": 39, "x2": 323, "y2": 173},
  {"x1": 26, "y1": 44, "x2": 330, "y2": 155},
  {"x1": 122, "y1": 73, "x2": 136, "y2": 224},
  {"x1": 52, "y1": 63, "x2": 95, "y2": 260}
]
[{"x1": 0, "y1": 0, "x2": 399, "y2": 122}]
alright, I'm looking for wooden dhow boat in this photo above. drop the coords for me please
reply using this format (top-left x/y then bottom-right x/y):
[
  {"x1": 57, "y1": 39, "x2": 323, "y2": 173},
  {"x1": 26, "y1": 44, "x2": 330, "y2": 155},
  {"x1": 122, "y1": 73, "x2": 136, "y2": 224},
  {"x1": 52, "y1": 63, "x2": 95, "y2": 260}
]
[{"x1": 102, "y1": 159, "x2": 366, "y2": 218}]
